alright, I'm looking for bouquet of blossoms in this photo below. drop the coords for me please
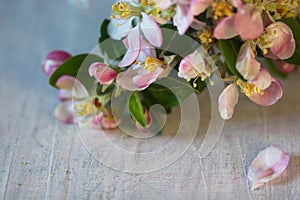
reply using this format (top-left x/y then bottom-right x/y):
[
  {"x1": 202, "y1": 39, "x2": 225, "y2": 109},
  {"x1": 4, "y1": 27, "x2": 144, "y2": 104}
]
[{"x1": 43, "y1": 0, "x2": 300, "y2": 131}]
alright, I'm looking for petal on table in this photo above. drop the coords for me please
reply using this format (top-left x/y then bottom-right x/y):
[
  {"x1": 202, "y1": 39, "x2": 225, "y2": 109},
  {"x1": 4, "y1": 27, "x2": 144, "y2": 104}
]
[
  {"x1": 248, "y1": 146, "x2": 289, "y2": 191},
  {"x1": 140, "y1": 12, "x2": 162, "y2": 47},
  {"x1": 218, "y1": 83, "x2": 239, "y2": 120}
]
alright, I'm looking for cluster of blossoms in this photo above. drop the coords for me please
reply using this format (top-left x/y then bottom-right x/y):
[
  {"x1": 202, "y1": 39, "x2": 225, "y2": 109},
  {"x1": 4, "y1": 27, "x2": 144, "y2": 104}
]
[{"x1": 43, "y1": 0, "x2": 300, "y2": 130}]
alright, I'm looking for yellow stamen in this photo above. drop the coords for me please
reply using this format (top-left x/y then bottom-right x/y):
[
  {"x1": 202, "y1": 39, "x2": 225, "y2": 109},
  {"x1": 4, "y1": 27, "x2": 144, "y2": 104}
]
[
  {"x1": 236, "y1": 79, "x2": 264, "y2": 97},
  {"x1": 199, "y1": 30, "x2": 214, "y2": 44},
  {"x1": 144, "y1": 57, "x2": 164, "y2": 73},
  {"x1": 74, "y1": 102, "x2": 95, "y2": 117},
  {"x1": 212, "y1": 1, "x2": 233, "y2": 20}
]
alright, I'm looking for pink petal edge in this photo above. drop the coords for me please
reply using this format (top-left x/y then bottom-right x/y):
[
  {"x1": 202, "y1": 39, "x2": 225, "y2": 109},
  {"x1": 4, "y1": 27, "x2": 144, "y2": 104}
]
[{"x1": 247, "y1": 146, "x2": 289, "y2": 191}]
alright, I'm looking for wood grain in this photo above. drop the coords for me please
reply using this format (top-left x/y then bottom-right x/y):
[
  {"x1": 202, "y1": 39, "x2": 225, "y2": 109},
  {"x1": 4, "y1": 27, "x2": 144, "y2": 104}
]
[{"x1": 0, "y1": 0, "x2": 300, "y2": 199}]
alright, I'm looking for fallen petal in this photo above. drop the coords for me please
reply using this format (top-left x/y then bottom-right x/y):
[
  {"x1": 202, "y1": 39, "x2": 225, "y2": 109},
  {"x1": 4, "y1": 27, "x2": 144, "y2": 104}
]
[{"x1": 248, "y1": 146, "x2": 289, "y2": 191}]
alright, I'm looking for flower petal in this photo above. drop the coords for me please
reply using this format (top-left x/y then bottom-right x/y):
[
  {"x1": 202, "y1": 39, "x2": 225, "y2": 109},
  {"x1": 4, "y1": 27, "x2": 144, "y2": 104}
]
[
  {"x1": 116, "y1": 69, "x2": 140, "y2": 91},
  {"x1": 133, "y1": 68, "x2": 164, "y2": 90},
  {"x1": 229, "y1": 0, "x2": 244, "y2": 11},
  {"x1": 213, "y1": 15, "x2": 238, "y2": 39},
  {"x1": 235, "y1": 4, "x2": 263, "y2": 40},
  {"x1": 140, "y1": 12, "x2": 163, "y2": 47},
  {"x1": 54, "y1": 101, "x2": 74, "y2": 124},
  {"x1": 119, "y1": 27, "x2": 141, "y2": 67},
  {"x1": 173, "y1": 4, "x2": 194, "y2": 35},
  {"x1": 107, "y1": 18, "x2": 133, "y2": 40},
  {"x1": 89, "y1": 62, "x2": 116, "y2": 85},
  {"x1": 178, "y1": 50, "x2": 205, "y2": 79},
  {"x1": 55, "y1": 75, "x2": 89, "y2": 99},
  {"x1": 101, "y1": 116, "x2": 119, "y2": 130},
  {"x1": 58, "y1": 89, "x2": 72, "y2": 101},
  {"x1": 42, "y1": 50, "x2": 71, "y2": 76},
  {"x1": 267, "y1": 22, "x2": 296, "y2": 60},
  {"x1": 249, "y1": 68, "x2": 272, "y2": 90},
  {"x1": 236, "y1": 42, "x2": 261, "y2": 81},
  {"x1": 190, "y1": 0, "x2": 212, "y2": 15},
  {"x1": 152, "y1": 0, "x2": 173, "y2": 10},
  {"x1": 138, "y1": 37, "x2": 156, "y2": 61},
  {"x1": 248, "y1": 78, "x2": 283, "y2": 106},
  {"x1": 247, "y1": 146, "x2": 289, "y2": 191},
  {"x1": 218, "y1": 83, "x2": 239, "y2": 120}
]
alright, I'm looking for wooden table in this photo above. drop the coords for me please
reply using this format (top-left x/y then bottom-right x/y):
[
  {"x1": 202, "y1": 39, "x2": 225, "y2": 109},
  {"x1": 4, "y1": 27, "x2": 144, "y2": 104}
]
[{"x1": 1, "y1": 1, "x2": 299, "y2": 199}]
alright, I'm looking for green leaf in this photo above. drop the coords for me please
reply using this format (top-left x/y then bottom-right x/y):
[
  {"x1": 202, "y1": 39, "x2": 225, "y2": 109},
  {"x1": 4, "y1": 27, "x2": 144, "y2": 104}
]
[
  {"x1": 98, "y1": 19, "x2": 127, "y2": 60},
  {"x1": 142, "y1": 76, "x2": 194, "y2": 108},
  {"x1": 128, "y1": 92, "x2": 146, "y2": 127},
  {"x1": 218, "y1": 39, "x2": 245, "y2": 80},
  {"x1": 279, "y1": 18, "x2": 300, "y2": 65},
  {"x1": 49, "y1": 54, "x2": 103, "y2": 88}
]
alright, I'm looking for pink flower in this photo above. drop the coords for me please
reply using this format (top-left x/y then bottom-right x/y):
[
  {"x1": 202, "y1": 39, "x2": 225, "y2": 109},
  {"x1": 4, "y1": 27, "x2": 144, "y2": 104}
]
[
  {"x1": 116, "y1": 38, "x2": 175, "y2": 91},
  {"x1": 218, "y1": 43, "x2": 283, "y2": 119},
  {"x1": 153, "y1": 0, "x2": 212, "y2": 35},
  {"x1": 42, "y1": 50, "x2": 71, "y2": 76},
  {"x1": 261, "y1": 22, "x2": 295, "y2": 60},
  {"x1": 213, "y1": 4, "x2": 264, "y2": 40},
  {"x1": 54, "y1": 75, "x2": 118, "y2": 129},
  {"x1": 108, "y1": 12, "x2": 162, "y2": 67},
  {"x1": 219, "y1": 77, "x2": 283, "y2": 120},
  {"x1": 88, "y1": 62, "x2": 116, "y2": 85},
  {"x1": 107, "y1": 2, "x2": 162, "y2": 67},
  {"x1": 178, "y1": 50, "x2": 206, "y2": 80}
]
